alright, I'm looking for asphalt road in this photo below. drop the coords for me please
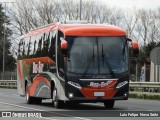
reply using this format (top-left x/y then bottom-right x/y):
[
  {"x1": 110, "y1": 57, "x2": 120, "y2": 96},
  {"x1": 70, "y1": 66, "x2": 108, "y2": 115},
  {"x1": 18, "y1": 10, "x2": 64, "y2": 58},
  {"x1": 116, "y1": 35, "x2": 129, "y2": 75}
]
[{"x1": 0, "y1": 88, "x2": 159, "y2": 120}]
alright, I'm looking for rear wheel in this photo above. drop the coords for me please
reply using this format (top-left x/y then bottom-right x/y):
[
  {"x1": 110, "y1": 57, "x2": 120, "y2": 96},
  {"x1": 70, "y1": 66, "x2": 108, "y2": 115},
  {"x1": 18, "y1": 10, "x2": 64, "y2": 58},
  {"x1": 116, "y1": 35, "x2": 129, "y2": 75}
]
[
  {"x1": 52, "y1": 88, "x2": 64, "y2": 108},
  {"x1": 104, "y1": 100, "x2": 115, "y2": 109},
  {"x1": 26, "y1": 84, "x2": 34, "y2": 104}
]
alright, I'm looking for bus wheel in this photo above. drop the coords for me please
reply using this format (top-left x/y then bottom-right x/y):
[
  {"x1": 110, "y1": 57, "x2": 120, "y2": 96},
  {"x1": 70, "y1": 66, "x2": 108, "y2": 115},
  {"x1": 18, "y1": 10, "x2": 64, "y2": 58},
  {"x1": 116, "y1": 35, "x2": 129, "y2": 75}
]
[
  {"x1": 52, "y1": 88, "x2": 64, "y2": 108},
  {"x1": 104, "y1": 100, "x2": 115, "y2": 109},
  {"x1": 26, "y1": 84, "x2": 34, "y2": 104}
]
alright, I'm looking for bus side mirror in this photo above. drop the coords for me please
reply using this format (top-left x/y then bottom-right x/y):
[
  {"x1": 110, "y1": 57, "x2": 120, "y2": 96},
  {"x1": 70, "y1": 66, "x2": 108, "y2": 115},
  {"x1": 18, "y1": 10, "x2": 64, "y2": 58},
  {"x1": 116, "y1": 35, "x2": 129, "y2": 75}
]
[
  {"x1": 131, "y1": 41, "x2": 139, "y2": 57},
  {"x1": 61, "y1": 40, "x2": 68, "y2": 56},
  {"x1": 127, "y1": 38, "x2": 139, "y2": 57}
]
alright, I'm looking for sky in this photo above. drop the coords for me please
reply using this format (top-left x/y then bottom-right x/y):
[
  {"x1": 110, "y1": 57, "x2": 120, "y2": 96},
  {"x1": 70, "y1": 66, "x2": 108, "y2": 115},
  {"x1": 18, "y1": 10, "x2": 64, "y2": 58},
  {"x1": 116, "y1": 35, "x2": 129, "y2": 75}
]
[
  {"x1": 1, "y1": 0, "x2": 160, "y2": 55},
  {"x1": 0, "y1": 0, "x2": 160, "y2": 9},
  {"x1": 104, "y1": 0, "x2": 160, "y2": 9}
]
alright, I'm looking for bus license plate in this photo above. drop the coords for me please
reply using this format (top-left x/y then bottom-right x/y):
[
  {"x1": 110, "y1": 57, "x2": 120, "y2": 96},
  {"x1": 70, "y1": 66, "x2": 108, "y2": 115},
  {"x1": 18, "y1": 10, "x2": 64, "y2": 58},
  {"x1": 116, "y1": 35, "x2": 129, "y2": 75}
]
[{"x1": 94, "y1": 92, "x2": 105, "y2": 96}]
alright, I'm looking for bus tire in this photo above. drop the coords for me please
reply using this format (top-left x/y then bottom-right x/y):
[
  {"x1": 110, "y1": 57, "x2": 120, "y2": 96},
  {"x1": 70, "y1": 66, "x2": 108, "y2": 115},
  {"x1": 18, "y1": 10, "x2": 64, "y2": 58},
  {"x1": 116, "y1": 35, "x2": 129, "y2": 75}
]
[
  {"x1": 26, "y1": 84, "x2": 34, "y2": 104},
  {"x1": 104, "y1": 100, "x2": 115, "y2": 109},
  {"x1": 52, "y1": 88, "x2": 64, "y2": 108}
]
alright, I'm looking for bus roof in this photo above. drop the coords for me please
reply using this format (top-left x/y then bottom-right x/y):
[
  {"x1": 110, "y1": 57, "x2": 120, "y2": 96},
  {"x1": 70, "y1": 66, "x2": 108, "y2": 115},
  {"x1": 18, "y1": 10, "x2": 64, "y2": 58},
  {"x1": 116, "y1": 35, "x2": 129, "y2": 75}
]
[
  {"x1": 20, "y1": 23, "x2": 126, "y2": 39},
  {"x1": 58, "y1": 24, "x2": 126, "y2": 37}
]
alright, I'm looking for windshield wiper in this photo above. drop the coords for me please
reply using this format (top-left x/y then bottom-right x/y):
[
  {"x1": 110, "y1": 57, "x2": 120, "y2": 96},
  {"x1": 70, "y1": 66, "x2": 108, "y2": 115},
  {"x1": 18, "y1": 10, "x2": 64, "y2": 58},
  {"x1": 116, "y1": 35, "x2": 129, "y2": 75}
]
[
  {"x1": 83, "y1": 46, "x2": 95, "y2": 77},
  {"x1": 101, "y1": 44, "x2": 115, "y2": 77}
]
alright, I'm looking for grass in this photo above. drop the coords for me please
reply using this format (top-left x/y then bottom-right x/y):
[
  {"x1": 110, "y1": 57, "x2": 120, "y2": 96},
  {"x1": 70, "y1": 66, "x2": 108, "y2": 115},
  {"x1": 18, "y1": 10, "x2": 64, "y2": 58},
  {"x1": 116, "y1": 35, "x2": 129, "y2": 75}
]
[
  {"x1": 0, "y1": 86, "x2": 17, "y2": 89},
  {"x1": 129, "y1": 93, "x2": 160, "y2": 100}
]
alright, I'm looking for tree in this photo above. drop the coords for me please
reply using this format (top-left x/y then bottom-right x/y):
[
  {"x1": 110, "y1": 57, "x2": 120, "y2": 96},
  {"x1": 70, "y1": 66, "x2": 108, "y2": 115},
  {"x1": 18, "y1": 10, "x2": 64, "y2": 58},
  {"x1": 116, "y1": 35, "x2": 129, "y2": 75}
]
[
  {"x1": 122, "y1": 9, "x2": 139, "y2": 39},
  {"x1": 140, "y1": 41, "x2": 159, "y2": 60},
  {"x1": 136, "y1": 9, "x2": 156, "y2": 46},
  {"x1": 0, "y1": 4, "x2": 16, "y2": 72}
]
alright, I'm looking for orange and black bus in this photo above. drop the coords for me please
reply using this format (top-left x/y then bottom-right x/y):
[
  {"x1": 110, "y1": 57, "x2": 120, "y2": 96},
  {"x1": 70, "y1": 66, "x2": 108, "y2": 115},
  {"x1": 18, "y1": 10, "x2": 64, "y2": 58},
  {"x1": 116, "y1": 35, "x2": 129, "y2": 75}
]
[{"x1": 17, "y1": 22, "x2": 139, "y2": 108}]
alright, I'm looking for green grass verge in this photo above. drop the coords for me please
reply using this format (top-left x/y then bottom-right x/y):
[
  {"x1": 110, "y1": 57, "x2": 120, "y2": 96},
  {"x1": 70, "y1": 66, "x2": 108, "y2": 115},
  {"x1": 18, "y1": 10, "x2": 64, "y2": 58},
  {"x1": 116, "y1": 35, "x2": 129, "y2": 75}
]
[
  {"x1": 129, "y1": 93, "x2": 160, "y2": 100},
  {"x1": 0, "y1": 86, "x2": 17, "y2": 89}
]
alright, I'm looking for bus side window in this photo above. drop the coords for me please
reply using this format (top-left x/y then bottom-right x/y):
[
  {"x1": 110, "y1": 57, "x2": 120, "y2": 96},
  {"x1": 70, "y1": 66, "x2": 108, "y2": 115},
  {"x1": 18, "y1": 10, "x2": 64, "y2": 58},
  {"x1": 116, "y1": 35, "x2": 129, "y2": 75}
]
[
  {"x1": 18, "y1": 40, "x2": 23, "y2": 59},
  {"x1": 32, "y1": 37, "x2": 37, "y2": 58},
  {"x1": 35, "y1": 34, "x2": 43, "y2": 57},
  {"x1": 41, "y1": 33, "x2": 50, "y2": 57},
  {"x1": 57, "y1": 31, "x2": 65, "y2": 76},
  {"x1": 22, "y1": 40, "x2": 25, "y2": 58},
  {"x1": 48, "y1": 30, "x2": 56, "y2": 60},
  {"x1": 33, "y1": 35, "x2": 40, "y2": 57},
  {"x1": 23, "y1": 37, "x2": 30, "y2": 59},
  {"x1": 29, "y1": 36, "x2": 36, "y2": 57},
  {"x1": 27, "y1": 37, "x2": 32, "y2": 58}
]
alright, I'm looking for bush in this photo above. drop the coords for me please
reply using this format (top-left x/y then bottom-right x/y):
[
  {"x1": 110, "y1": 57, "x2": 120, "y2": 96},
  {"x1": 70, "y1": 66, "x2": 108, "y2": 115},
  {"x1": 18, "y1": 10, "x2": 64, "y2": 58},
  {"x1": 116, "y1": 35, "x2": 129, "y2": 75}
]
[{"x1": 129, "y1": 93, "x2": 160, "y2": 100}]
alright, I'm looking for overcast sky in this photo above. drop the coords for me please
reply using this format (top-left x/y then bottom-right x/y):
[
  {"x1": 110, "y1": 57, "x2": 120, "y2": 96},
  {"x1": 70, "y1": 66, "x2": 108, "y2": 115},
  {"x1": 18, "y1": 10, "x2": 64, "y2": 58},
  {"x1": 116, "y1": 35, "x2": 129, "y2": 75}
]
[
  {"x1": 0, "y1": 0, "x2": 160, "y2": 9},
  {"x1": 104, "y1": 0, "x2": 160, "y2": 9}
]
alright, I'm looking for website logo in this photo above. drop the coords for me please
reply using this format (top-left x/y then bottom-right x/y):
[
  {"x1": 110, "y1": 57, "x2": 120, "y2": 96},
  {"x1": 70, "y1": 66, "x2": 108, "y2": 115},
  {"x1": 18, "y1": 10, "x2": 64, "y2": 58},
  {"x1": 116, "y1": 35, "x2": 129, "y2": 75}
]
[{"x1": 2, "y1": 112, "x2": 11, "y2": 117}]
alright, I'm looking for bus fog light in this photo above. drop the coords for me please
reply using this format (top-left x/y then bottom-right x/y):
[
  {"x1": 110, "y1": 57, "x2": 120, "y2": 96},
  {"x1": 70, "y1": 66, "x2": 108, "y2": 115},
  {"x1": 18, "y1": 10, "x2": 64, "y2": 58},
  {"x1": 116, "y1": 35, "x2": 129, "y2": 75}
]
[
  {"x1": 68, "y1": 93, "x2": 74, "y2": 98},
  {"x1": 124, "y1": 93, "x2": 128, "y2": 97}
]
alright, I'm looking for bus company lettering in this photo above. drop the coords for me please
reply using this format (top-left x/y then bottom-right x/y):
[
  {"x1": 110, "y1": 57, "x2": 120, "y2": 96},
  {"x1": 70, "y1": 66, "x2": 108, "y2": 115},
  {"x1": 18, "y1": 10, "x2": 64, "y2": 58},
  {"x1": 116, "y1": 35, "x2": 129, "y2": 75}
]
[
  {"x1": 33, "y1": 62, "x2": 44, "y2": 73},
  {"x1": 89, "y1": 81, "x2": 111, "y2": 88}
]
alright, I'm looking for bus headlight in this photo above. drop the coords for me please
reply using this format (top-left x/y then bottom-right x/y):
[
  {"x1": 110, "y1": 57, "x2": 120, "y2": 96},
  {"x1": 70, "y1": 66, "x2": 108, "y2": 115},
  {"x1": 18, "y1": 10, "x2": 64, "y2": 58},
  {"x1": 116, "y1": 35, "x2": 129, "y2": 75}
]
[
  {"x1": 116, "y1": 81, "x2": 128, "y2": 89},
  {"x1": 68, "y1": 81, "x2": 82, "y2": 89}
]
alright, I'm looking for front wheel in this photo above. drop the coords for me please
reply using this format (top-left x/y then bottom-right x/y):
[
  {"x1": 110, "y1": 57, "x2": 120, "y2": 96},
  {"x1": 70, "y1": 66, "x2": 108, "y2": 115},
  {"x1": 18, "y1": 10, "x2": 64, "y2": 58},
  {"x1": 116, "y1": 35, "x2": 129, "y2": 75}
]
[
  {"x1": 52, "y1": 88, "x2": 64, "y2": 108},
  {"x1": 104, "y1": 100, "x2": 115, "y2": 109}
]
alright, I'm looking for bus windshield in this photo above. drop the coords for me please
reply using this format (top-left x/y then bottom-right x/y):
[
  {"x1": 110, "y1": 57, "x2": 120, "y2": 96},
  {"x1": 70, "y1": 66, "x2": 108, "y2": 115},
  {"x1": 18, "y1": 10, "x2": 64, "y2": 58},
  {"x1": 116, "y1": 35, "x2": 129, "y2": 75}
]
[{"x1": 66, "y1": 36, "x2": 128, "y2": 76}]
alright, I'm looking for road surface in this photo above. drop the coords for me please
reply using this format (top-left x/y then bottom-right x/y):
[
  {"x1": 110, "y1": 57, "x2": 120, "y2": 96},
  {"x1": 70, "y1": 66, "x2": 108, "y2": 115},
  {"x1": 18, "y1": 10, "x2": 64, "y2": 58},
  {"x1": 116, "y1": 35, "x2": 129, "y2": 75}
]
[{"x1": 0, "y1": 88, "x2": 159, "y2": 120}]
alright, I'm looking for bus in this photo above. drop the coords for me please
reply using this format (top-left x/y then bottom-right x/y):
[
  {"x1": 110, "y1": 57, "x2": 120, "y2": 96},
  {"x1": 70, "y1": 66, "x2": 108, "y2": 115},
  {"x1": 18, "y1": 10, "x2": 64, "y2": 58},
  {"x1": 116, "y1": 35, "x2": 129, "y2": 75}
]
[{"x1": 17, "y1": 22, "x2": 139, "y2": 108}]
